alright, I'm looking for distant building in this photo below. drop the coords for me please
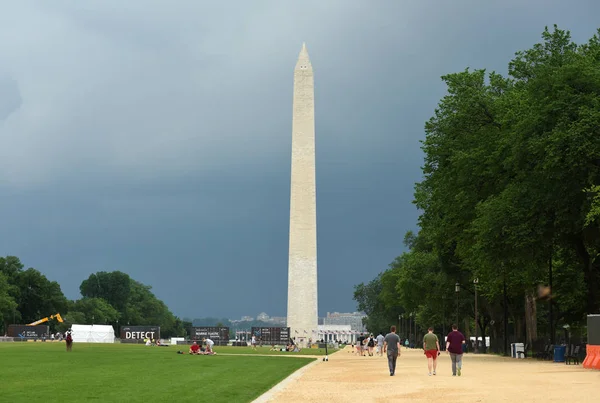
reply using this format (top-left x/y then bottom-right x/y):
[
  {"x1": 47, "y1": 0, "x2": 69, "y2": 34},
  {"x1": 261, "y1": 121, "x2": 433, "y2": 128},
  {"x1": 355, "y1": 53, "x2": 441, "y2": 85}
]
[
  {"x1": 323, "y1": 312, "x2": 366, "y2": 332},
  {"x1": 257, "y1": 312, "x2": 269, "y2": 321},
  {"x1": 269, "y1": 316, "x2": 287, "y2": 326},
  {"x1": 318, "y1": 324, "x2": 355, "y2": 343},
  {"x1": 241, "y1": 316, "x2": 254, "y2": 322}
]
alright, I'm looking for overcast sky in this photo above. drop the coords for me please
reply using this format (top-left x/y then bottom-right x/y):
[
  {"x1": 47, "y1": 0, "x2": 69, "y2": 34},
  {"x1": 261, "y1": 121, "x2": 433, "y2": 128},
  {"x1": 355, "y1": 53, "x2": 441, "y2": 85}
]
[{"x1": 0, "y1": 0, "x2": 598, "y2": 320}]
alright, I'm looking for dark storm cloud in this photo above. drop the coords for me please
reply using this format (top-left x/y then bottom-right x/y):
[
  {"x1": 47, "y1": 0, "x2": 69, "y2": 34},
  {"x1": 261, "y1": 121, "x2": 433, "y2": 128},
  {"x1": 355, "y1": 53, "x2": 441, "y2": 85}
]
[{"x1": 0, "y1": 0, "x2": 598, "y2": 319}]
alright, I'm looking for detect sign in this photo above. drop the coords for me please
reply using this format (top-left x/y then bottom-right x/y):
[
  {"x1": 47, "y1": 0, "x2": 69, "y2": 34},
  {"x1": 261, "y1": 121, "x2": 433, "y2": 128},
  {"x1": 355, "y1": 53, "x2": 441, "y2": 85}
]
[{"x1": 120, "y1": 326, "x2": 160, "y2": 343}]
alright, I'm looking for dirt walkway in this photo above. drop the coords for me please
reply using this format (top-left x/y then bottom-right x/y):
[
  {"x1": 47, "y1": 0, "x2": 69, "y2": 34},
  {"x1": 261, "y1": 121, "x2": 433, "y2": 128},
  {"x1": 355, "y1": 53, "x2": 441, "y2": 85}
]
[{"x1": 258, "y1": 346, "x2": 600, "y2": 402}]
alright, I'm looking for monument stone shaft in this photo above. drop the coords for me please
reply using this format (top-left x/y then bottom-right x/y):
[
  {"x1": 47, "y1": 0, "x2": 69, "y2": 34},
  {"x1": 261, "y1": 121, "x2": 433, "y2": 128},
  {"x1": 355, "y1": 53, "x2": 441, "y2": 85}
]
[{"x1": 286, "y1": 43, "x2": 318, "y2": 342}]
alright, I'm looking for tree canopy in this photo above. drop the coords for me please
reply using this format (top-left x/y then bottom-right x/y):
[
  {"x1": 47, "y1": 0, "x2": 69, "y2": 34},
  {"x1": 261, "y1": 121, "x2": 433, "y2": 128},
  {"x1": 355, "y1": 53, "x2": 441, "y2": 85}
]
[
  {"x1": 1, "y1": 257, "x2": 186, "y2": 338},
  {"x1": 355, "y1": 26, "x2": 600, "y2": 352}
]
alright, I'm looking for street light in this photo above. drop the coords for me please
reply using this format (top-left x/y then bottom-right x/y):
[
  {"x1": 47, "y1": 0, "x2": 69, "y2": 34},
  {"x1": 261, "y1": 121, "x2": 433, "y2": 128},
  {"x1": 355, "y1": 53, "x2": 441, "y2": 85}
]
[
  {"x1": 442, "y1": 295, "x2": 446, "y2": 350},
  {"x1": 399, "y1": 314, "x2": 404, "y2": 338},
  {"x1": 412, "y1": 312, "x2": 417, "y2": 347},
  {"x1": 474, "y1": 278, "x2": 479, "y2": 353},
  {"x1": 409, "y1": 312, "x2": 413, "y2": 346},
  {"x1": 455, "y1": 283, "x2": 460, "y2": 326}
]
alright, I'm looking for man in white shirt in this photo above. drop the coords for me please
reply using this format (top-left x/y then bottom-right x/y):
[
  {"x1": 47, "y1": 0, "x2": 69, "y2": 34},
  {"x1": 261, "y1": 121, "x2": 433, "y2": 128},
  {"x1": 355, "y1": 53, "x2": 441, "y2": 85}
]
[
  {"x1": 376, "y1": 332, "x2": 385, "y2": 356},
  {"x1": 204, "y1": 338, "x2": 215, "y2": 353}
]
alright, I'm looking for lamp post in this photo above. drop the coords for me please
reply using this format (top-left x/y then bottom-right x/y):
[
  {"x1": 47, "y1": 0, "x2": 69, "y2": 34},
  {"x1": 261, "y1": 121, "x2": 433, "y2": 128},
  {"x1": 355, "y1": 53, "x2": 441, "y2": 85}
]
[
  {"x1": 412, "y1": 312, "x2": 417, "y2": 348},
  {"x1": 409, "y1": 312, "x2": 413, "y2": 346},
  {"x1": 442, "y1": 295, "x2": 446, "y2": 350},
  {"x1": 400, "y1": 314, "x2": 404, "y2": 338},
  {"x1": 549, "y1": 256, "x2": 554, "y2": 345},
  {"x1": 503, "y1": 274, "x2": 509, "y2": 356},
  {"x1": 455, "y1": 283, "x2": 460, "y2": 326},
  {"x1": 474, "y1": 278, "x2": 479, "y2": 353}
]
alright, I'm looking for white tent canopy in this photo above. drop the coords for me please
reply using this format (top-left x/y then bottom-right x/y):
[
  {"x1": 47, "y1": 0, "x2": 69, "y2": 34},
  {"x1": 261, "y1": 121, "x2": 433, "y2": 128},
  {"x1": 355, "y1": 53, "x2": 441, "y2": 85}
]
[{"x1": 71, "y1": 324, "x2": 115, "y2": 343}]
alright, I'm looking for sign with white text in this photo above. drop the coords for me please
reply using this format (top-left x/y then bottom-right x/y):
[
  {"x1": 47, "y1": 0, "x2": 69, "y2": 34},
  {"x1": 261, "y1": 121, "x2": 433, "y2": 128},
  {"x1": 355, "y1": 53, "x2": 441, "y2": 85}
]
[
  {"x1": 251, "y1": 327, "x2": 290, "y2": 345},
  {"x1": 120, "y1": 326, "x2": 160, "y2": 343},
  {"x1": 8, "y1": 325, "x2": 50, "y2": 339},
  {"x1": 189, "y1": 327, "x2": 229, "y2": 346}
]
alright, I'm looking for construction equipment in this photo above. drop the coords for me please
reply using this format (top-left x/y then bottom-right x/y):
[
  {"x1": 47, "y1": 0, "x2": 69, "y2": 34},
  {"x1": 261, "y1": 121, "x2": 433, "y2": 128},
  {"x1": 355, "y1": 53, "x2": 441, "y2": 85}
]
[{"x1": 27, "y1": 313, "x2": 64, "y2": 326}]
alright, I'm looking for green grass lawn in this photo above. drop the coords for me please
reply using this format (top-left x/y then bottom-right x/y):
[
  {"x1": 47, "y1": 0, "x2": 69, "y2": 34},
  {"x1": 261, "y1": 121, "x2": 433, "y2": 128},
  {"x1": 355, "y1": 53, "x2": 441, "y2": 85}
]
[{"x1": 0, "y1": 342, "x2": 314, "y2": 403}]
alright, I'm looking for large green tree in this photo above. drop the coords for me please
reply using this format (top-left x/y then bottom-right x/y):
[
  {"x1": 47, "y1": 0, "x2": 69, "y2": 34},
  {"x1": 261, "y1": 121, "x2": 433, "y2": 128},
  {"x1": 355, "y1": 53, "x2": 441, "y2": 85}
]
[
  {"x1": 0, "y1": 272, "x2": 18, "y2": 334},
  {"x1": 78, "y1": 272, "x2": 184, "y2": 338},
  {"x1": 0, "y1": 256, "x2": 68, "y2": 327},
  {"x1": 80, "y1": 271, "x2": 131, "y2": 311},
  {"x1": 355, "y1": 26, "x2": 600, "y2": 352}
]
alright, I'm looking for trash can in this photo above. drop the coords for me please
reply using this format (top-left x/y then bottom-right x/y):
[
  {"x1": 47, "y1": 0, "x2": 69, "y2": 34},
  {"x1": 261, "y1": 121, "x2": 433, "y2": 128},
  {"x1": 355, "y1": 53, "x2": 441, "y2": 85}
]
[
  {"x1": 514, "y1": 343, "x2": 525, "y2": 359},
  {"x1": 554, "y1": 345, "x2": 566, "y2": 362}
]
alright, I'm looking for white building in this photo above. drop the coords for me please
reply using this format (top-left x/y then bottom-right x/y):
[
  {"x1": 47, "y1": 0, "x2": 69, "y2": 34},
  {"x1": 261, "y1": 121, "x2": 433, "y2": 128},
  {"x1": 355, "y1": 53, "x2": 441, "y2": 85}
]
[
  {"x1": 269, "y1": 316, "x2": 287, "y2": 326},
  {"x1": 323, "y1": 312, "x2": 366, "y2": 332},
  {"x1": 317, "y1": 324, "x2": 357, "y2": 343},
  {"x1": 257, "y1": 312, "x2": 269, "y2": 321}
]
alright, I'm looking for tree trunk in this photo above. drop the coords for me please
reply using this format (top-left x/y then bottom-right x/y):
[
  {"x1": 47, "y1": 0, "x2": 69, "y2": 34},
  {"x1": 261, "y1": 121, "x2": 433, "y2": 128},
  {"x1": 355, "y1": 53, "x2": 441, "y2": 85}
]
[
  {"x1": 574, "y1": 236, "x2": 600, "y2": 314},
  {"x1": 515, "y1": 316, "x2": 523, "y2": 342},
  {"x1": 480, "y1": 322, "x2": 488, "y2": 353},
  {"x1": 524, "y1": 292, "x2": 537, "y2": 344}
]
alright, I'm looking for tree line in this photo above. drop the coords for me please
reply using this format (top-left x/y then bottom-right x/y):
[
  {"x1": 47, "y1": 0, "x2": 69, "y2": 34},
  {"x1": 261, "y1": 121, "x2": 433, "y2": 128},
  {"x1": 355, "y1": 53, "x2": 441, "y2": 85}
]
[
  {"x1": 0, "y1": 256, "x2": 190, "y2": 338},
  {"x1": 354, "y1": 26, "x2": 600, "y2": 353}
]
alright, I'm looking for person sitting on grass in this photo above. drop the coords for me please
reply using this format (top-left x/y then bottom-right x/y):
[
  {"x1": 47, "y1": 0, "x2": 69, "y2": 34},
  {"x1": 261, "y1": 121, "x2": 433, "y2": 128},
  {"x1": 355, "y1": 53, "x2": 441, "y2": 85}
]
[
  {"x1": 189, "y1": 342, "x2": 201, "y2": 355},
  {"x1": 203, "y1": 338, "x2": 216, "y2": 354}
]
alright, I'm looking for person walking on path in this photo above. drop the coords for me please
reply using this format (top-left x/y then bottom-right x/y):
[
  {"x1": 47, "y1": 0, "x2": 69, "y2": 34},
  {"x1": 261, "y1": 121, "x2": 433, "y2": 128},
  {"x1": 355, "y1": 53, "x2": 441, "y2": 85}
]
[
  {"x1": 446, "y1": 324, "x2": 466, "y2": 376},
  {"x1": 357, "y1": 333, "x2": 366, "y2": 356},
  {"x1": 367, "y1": 333, "x2": 375, "y2": 356},
  {"x1": 423, "y1": 327, "x2": 441, "y2": 376},
  {"x1": 376, "y1": 332, "x2": 385, "y2": 356},
  {"x1": 383, "y1": 326, "x2": 402, "y2": 376}
]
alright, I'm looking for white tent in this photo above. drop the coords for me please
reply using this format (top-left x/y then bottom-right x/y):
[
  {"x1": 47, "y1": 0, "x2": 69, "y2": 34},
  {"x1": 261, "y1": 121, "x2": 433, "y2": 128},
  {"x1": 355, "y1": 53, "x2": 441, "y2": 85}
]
[{"x1": 71, "y1": 324, "x2": 115, "y2": 343}]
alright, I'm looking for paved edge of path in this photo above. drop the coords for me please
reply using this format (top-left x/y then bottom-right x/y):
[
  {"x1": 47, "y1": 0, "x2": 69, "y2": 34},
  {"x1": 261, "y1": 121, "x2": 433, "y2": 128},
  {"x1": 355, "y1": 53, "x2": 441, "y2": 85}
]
[{"x1": 251, "y1": 357, "x2": 320, "y2": 403}]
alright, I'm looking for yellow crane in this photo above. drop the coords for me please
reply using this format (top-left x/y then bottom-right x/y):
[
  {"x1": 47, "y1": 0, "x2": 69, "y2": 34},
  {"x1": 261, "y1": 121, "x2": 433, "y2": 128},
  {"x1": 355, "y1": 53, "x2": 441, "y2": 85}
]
[{"x1": 27, "y1": 313, "x2": 64, "y2": 326}]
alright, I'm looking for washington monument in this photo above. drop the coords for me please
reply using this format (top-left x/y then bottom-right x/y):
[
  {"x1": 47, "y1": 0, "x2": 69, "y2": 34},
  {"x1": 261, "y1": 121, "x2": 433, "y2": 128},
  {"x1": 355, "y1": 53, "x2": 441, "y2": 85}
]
[{"x1": 286, "y1": 43, "x2": 318, "y2": 343}]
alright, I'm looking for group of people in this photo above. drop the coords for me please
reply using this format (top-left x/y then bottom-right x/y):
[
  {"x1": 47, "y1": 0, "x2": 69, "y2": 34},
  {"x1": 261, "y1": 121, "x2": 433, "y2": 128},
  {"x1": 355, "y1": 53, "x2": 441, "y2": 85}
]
[
  {"x1": 354, "y1": 333, "x2": 385, "y2": 356},
  {"x1": 382, "y1": 324, "x2": 466, "y2": 377},
  {"x1": 187, "y1": 338, "x2": 216, "y2": 355}
]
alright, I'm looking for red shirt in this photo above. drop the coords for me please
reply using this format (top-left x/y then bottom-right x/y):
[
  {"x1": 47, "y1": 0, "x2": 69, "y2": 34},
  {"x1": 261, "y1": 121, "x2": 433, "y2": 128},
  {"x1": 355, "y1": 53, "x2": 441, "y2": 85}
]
[
  {"x1": 190, "y1": 344, "x2": 200, "y2": 352},
  {"x1": 446, "y1": 331, "x2": 465, "y2": 354}
]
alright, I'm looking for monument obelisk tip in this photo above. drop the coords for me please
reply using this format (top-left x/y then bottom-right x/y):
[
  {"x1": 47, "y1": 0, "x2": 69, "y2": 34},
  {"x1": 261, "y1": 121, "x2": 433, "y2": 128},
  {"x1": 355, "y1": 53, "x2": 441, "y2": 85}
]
[{"x1": 298, "y1": 42, "x2": 310, "y2": 61}]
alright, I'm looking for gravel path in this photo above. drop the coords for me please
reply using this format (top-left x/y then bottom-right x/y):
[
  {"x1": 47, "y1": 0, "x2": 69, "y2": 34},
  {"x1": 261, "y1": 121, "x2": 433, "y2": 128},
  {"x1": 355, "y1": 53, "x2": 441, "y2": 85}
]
[{"x1": 257, "y1": 345, "x2": 600, "y2": 402}]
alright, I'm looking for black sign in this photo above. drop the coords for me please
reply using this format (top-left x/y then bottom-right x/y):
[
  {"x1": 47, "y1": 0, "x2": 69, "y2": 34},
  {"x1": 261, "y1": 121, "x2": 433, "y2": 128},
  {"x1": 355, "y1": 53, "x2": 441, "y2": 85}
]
[
  {"x1": 588, "y1": 315, "x2": 600, "y2": 346},
  {"x1": 251, "y1": 327, "x2": 290, "y2": 345},
  {"x1": 190, "y1": 327, "x2": 229, "y2": 346},
  {"x1": 8, "y1": 325, "x2": 50, "y2": 339},
  {"x1": 120, "y1": 326, "x2": 160, "y2": 343}
]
